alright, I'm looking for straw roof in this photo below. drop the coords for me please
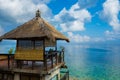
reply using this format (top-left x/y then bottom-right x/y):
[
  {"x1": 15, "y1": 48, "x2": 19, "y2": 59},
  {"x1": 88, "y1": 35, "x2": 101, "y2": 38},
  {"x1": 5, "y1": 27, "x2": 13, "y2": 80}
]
[{"x1": 0, "y1": 10, "x2": 69, "y2": 42}]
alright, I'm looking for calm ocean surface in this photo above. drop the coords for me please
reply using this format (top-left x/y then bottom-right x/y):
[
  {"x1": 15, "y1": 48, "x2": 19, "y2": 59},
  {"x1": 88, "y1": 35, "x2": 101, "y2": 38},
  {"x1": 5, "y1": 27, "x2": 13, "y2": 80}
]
[
  {"x1": 64, "y1": 44, "x2": 120, "y2": 80},
  {"x1": 0, "y1": 41, "x2": 120, "y2": 80}
]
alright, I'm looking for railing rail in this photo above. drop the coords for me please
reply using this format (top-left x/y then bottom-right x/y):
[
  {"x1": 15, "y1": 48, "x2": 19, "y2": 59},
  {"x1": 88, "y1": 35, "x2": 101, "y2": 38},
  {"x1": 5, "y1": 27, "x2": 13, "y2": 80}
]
[
  {"x1": 44, "y1": 50, "x2": 64, "y2": 69},
  {"x1": 0, "y1": 50, "x2": 65, "y2": 70},
  {"x1": 45, "y1": 50, "x2": 64, "y2": 62}
]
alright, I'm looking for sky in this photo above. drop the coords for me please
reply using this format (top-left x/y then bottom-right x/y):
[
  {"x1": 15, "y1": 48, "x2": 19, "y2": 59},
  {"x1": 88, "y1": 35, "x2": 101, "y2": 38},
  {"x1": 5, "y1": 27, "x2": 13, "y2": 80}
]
[{"x1": 0, "y1": 0, "x2": 120, "y2": 49}]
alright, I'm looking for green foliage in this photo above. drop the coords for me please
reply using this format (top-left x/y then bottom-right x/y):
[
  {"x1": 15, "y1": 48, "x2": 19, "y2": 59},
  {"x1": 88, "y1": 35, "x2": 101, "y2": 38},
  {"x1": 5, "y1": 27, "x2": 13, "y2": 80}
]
[
  {"x1": 60, "y1": 46, "x2": 65, "y2": 51},
  {"x1": 8, "y1": 48, "x2": 13, "y2": 54},
  {"x1": 48, "y1": 48, "x2": 54, "y2": 54}
]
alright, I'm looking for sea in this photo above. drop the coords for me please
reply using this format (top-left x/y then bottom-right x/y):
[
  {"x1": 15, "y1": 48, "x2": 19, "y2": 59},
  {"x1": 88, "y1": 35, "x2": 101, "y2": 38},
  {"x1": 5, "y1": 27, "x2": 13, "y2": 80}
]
[
  {"x1": 0, "y1": 41, "x2": 120, "y2": 80},
  {"x1": 63, "y1": 43, "x2": 120, "y2": 80}
]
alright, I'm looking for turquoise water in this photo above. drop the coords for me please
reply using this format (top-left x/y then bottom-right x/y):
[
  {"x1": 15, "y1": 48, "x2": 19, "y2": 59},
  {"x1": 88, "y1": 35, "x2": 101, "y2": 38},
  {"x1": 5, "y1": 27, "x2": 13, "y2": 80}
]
[
  {"x1": 64, "y1": 44, "x2": 120, "y2": 80},
  {"x1": 0, "y1": 41, "x2": 120, "y2": 80}
]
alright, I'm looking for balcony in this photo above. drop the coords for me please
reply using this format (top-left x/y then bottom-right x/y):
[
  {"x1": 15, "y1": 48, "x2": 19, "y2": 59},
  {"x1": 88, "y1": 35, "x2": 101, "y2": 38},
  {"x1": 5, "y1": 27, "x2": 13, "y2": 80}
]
[{"x1": 0, "y1": 51, "x2": 65, "y2": 74}]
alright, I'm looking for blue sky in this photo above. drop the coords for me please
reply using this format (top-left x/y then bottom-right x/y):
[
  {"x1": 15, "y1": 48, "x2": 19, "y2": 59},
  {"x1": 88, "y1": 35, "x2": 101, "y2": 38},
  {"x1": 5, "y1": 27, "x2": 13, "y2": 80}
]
[{"x1": 0, "y1": 0, "x2": 120, "y2": 48}]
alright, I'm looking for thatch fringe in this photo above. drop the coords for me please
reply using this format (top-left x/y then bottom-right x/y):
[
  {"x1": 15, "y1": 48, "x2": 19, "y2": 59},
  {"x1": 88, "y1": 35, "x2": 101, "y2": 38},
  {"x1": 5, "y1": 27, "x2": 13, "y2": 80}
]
[{"x1": 0, "y1": 14, "x2": 69, "y2": 42}]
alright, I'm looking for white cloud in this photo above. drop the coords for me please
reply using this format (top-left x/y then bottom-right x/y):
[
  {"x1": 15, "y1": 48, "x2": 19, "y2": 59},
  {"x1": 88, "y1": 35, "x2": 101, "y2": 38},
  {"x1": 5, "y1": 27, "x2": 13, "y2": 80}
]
[
  {"x1": 69, "y1": 3, "x2": 91, "y2": 22},
  {"x1": 0, "y1": 25, "x2": 4, "y2": 36},
  {"x1": 54, "y1": 3, "x2": 91, "y2": 32},
  {"x1": 105, "y1": 30, "x2": 120, "y2": 40},
  {"x1": 67, "y1": 31, "x2": 111, "y2": 43},
  {"x1": 54, "y1": 8, "x2": 68, "y2": 22},
  {"x1": 0, "y1": 0, "x2": 52, "y2": 23},
  {"x1": 60, "y1": 21, "x2": 85, "y2": 32},
  {"x1": 78, "y1": 0, "x2": 97, "y2": 9},
  {"x1": 53, "y1": 2, "x2": 92, "y2": 43},
  {"x1": 101, "y1": 0, "x2": 120, "y2": 31},
  {"x1": 31, "y1": 0, "x2": 51, "y2": 4},
  {"x1": 67, "y1": 32, "x2": 90, "y2": 43},
  {"x1": 93, "y1": 37, "x2": 105, "y2": 42}
]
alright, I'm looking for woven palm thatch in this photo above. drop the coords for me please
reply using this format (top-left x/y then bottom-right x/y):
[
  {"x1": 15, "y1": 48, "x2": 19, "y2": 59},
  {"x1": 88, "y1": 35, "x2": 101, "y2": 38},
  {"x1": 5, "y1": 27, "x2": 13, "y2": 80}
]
[{"x1": 0, "y1": 10, "x2": 69, "y2": 42}]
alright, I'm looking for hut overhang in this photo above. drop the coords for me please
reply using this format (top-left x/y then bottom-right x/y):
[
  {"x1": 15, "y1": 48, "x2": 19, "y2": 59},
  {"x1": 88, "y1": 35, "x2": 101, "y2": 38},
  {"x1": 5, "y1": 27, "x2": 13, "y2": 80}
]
[{"x1": 0, "y1": 16, "x2": 69, "y2": 42}]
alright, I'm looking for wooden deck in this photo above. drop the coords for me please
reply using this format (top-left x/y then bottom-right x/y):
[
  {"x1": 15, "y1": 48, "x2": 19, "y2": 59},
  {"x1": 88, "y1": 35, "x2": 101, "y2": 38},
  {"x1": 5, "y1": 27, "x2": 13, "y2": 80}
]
[
  {"x1": 0, "y1": 59, "x2": 64, "y2": 74},
  {"x1": 0, "y1": 51, "x2": 69, "y2": 80},
  {"x1": 0, "y1": 51, "x2": 64, "y2": 75}
]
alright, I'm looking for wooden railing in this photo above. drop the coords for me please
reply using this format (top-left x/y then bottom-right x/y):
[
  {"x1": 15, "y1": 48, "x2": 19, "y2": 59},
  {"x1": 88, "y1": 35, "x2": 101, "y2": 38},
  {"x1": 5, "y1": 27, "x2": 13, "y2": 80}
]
[
  {"x1": 0, "y1": 50, "x2": 65, "y2": 71},
  {"x1": 44, "y1": 50, "x2": 64, "y2": 70}
]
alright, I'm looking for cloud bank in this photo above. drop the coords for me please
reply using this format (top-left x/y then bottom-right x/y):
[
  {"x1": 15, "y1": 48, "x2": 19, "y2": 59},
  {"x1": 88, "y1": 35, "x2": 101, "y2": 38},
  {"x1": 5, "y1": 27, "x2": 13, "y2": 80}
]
[
  {"x1": 67, "y1": 32, "x2": 90, "y2": 43},
  {"x1": 0, "y1": 0, "x2": 52, "y2": 24},
  {"x1": 101, "y1": 0, "x2": 120, "y2": 31},
  {"x1": 101, "y1": 0, "x2": 120, "y2": 40},
  {"x1": 0, "y1": 0, "x2": 120, "y2": 43},
  {"x1": 53, "y1": 3, "x2": 91, "y2": 43},
  {"x1": 54, "y1": 3, "x2": 91, "y2": 32}
]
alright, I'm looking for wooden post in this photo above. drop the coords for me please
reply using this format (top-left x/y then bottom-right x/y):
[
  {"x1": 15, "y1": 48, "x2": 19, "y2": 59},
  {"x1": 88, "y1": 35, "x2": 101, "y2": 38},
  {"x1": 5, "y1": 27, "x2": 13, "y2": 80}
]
[
  {"x1": 1, "y1": 73, "x2": 4, "y2": 80},
  {"x1": 51, "y1": 53, "x2": 53, "y2": 68},
  {"x1": 20, "y1": 61, "x2": 22, "y2": 69},
  {"x1": 55, "y1": 41, "x2": 57, "y2": 51},
  {"x1": 63, "y1": 51, "x2": 64, "y2": 62},
  {"x1": 59, "y1": 52, "x2": 61, "y2": 63},
  {"x1": 55, "y1": 41, "x2": 58, "y2": 65},
  {"x1": 14, "y1": 73, "x2": 20, "y2": 80},
  {"x1": 55, "y1": 52, "x2": 57, "y2": 65},
  {"x1": 32, "y1": 61, "x2": 35, "y2": 70},
  {"x1": 44, "y1": 58, "x2": 47, "y2": 70},
  {"x1": 8, "y1": 54, "x2": 10, "y2": 69},
  {"x1": 43, "y1": 39, "x2": 47, "y2": 70}
]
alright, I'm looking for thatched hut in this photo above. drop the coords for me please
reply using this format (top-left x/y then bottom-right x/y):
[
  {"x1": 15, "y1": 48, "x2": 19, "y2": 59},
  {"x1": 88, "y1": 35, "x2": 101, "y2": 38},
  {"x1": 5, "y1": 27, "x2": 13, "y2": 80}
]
[
  {"x1": 0, "y1": 10, "x2": 70, "y2": 80},
  {"x1": 0, "y1": 10, "x2": 69, "y2": 61}
]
